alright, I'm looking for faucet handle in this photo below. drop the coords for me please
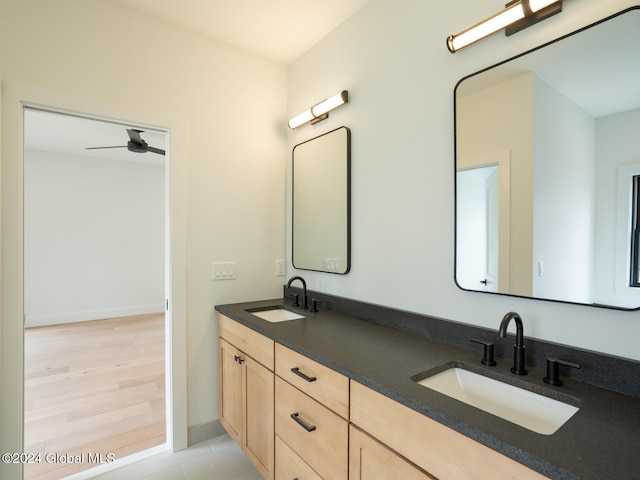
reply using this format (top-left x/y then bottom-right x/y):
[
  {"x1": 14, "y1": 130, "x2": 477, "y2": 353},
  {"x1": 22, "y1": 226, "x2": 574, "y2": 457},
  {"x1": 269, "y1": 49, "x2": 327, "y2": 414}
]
[
  {"x1": 289, "y1": 292, "x2": 300, "y2": 308},
  {"x1": 470, "y1": 338, "x2": 497, "y2": 366},
  {"x1": 544, "y1": 357, "x2": 580, "y2": 386},
  {"x1": 310, "y1": 298, "x2": 322, "y2": 313}
]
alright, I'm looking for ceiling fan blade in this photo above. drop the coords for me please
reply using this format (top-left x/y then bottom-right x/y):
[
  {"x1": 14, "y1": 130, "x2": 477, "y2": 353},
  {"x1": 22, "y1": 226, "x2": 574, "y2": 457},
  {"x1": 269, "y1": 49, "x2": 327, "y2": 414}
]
[
  {"x1": 86, "y1": 129, "x2": 162, "y2": 155},
  {"x1": 146, "y1": 146, "x2": 166, "y2": 156},
  {"x1": 85, "y1": 146, "x2": 127, "y2": 150},
  {"x1": 127, "y1": 129, "x2": 146, "y2": 146}
]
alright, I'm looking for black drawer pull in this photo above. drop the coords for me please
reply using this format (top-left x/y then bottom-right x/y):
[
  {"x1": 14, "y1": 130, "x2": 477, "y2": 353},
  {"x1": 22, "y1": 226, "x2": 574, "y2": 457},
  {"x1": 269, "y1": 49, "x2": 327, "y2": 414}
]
[
  {"x1": 234, "y1": 355, "x2": 244, "y2": 364},
  {"x1": 291, "y1": 367, "x2": 317, "y2": 382},
  {"x1": 290, "y1": 412, "x2": 316, "y2": 432}
]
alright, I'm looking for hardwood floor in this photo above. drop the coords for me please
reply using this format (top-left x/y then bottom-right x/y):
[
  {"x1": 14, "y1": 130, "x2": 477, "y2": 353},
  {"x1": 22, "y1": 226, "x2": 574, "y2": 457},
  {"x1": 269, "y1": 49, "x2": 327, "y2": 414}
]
[{"x1": 23, "y1": 313, "x2": 166, "y2": 480}]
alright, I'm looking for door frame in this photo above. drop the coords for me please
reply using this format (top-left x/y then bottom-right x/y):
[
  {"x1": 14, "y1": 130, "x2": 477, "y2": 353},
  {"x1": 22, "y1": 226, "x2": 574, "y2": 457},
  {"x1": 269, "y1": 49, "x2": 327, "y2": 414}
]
[
  {"x1": 0, "y1": 80, "x2": 188, "y2": 479},
  {"x1": 457, "y1": 148, "x2": 512, "y2": 294}
]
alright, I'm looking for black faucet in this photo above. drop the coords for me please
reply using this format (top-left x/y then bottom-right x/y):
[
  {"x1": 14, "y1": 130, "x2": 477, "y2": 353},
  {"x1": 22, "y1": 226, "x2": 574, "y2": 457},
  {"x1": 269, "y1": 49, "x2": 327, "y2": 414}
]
[
  {"x1": 498, "y1": 311, "x2": 527, "y2": 375},
  {"x1": 286, "y1": 276, "x2": 308, "y2": 310}
]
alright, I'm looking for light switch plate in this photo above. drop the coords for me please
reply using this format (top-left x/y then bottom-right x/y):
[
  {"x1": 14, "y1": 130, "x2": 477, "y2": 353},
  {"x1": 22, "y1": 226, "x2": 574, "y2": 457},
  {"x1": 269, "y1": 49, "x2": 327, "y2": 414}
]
[
  {"x1": 324, "y1": 258, "x2": 340, "y2": 273},
  {"x1": 212, "y1": 262, "x2": 236, "y2": 280},
  {"x1": 275, "y1": 259, "x2": 285, "y2": 277}
]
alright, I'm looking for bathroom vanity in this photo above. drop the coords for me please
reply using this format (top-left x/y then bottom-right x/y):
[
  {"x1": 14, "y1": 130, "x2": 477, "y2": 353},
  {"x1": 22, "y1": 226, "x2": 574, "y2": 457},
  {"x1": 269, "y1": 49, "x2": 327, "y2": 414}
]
[{"x1": 216, "y1": 295, "x2": 640, "y2": 479}]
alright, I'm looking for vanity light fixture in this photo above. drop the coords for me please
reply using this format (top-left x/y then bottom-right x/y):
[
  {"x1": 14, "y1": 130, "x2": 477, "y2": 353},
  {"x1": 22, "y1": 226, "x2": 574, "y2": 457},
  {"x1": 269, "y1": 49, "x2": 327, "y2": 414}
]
[
  {"x1": 288, "y1": 90, "x2": 349, "y2": 129},
  {"x1": 447, "y1": 0, "x2": 562, "y2": 53}
]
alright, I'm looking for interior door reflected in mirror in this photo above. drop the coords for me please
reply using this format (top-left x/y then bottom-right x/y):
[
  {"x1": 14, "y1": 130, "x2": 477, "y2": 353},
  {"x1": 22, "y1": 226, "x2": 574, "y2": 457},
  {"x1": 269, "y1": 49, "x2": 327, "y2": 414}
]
[
  {"x1": 455, "y1": 7, "x2": 640, "y2": 310},
  {"x1": 293, "y1": 126, "x2": 351, "y2": 274}
]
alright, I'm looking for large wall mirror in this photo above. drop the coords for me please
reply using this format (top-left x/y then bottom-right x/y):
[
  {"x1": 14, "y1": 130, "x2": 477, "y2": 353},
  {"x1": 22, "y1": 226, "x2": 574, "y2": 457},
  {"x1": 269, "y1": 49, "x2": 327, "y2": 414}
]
[
  {"x1": 293, "y1": 126, "x2": 351, "y2": 274},
  {"x1": 455, "y1": 7, "x2": 640, "y2": 310}
]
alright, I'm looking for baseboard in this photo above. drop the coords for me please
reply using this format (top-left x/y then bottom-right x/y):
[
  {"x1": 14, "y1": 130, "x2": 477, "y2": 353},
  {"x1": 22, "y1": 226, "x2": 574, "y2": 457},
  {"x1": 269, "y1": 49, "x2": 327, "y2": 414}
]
[
  {"x1": 24, "y1": 304, "x2": 165, "y2": 328},
  {"x1": 188, "y1": 420, "x2": 226, "y2": 446}
]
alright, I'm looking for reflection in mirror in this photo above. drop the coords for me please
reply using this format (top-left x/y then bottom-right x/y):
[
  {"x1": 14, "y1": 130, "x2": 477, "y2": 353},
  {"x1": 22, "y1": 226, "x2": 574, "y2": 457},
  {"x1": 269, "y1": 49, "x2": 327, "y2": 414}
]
[
  {"x1": 455, "y1": 7, "x2": 640, "y2": 310},
  {"x1": 293, "y1": 126, "x2": 351, "y2": 274}
]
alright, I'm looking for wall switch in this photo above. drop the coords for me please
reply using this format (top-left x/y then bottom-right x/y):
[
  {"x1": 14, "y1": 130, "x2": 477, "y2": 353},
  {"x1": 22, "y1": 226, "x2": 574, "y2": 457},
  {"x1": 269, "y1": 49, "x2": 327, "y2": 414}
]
[
  {"x1": 212, "y1": 262, "x2": 236, "y2": 280},
  {"x1": 538, "y1": 261, "x2": 544, "y2": 277},
  {"x1": 275, "y1": 259, "x2": 285, "y2": 277},
  {"x1": 324, "y1": 258, "x2": 340, "y2": 273}
]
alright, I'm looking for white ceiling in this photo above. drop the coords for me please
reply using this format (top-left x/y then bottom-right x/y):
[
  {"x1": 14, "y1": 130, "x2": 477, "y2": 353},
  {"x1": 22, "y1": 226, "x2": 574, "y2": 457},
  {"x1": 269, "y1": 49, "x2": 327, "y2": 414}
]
[{"x1": 109, "y1": 0, "x2": 372, "y2": 65}]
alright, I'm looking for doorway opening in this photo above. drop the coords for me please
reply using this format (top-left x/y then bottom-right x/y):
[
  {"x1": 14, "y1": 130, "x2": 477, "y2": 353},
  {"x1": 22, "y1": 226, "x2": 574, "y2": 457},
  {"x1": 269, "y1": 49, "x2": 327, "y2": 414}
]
[
  {"x1": 22, "y1": 107, "x2": 169, "y2": 479},
  {"x1": 456, "y1": 164, "x2": 499, "y2": 293}
]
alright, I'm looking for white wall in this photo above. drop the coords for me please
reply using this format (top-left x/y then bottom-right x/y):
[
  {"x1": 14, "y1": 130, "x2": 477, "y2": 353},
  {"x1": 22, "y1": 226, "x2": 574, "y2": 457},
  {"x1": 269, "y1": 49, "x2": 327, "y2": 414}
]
[
  {"x1": 532, "y1": 75, "x2": 595, "y2": 303},
  {"x1": 1, "y1": 0, "x2": 287, "y2": 460},
  {"x1": 24, "y1": 150, "x2": 165, "y2": 327},
  {"x1": 287, "y1": 0, "x2": 640, "y2": 359},
  {"x1": 3, "y1": 1, "x2": 640, "y2": 471}
]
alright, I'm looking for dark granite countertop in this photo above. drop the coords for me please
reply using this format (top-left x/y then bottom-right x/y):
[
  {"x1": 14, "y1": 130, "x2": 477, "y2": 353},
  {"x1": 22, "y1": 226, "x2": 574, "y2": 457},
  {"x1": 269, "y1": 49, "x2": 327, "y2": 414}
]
[{"x1": 215, "y1": 298, "x2": 640, "y2": 480}]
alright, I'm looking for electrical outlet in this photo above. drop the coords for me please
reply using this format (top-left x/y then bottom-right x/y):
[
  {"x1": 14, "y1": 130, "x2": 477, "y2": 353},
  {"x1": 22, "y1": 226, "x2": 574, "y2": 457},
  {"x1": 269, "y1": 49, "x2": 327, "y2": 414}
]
[
  {"x1": 275, "y1": 259, "x2": 285, "y2": 277},
  {"x1": 212, "y1": 262, "x2": 236, "y2": 280}
]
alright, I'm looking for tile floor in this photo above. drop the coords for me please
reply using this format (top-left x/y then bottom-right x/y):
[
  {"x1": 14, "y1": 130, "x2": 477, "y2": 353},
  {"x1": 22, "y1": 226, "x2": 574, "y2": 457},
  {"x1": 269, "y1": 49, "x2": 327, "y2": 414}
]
[{"x1": 91, "y1": 434, "x2": 261, "y2": 480}]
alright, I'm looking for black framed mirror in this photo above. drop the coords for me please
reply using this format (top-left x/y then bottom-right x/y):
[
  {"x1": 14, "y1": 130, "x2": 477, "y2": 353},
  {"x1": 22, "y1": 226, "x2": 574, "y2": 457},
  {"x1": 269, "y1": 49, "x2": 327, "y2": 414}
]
[
  {"x1": 293, "y1": 126, "x2": 351, "y2": 274},
  {"x1": 454, "y1": 7, "x2": 640, "y2": 310}
]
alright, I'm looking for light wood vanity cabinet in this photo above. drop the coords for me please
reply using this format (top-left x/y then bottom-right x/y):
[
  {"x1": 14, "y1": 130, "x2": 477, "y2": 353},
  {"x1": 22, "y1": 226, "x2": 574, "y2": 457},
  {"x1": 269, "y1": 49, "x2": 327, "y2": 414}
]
[
  {"x1": 219, "y1": 315, "x2": 274, "y2": 480},
  {"x1": 218, "y1": 315, "x2": 549, "y2": 480},
  {"x1": 350, "y1": 381, "x2": 549, "y2": 480},
  {"x1": 274, "y1": 344, "x2": 349, "y2": 480},
  {"x1": 275, "y1": 435, "x2": 322, "y2": 480},
  {"x1": 349, "y1": 425, "x2": 436, "y2": 480},
  {"x1": 275, "y1": 343, "x2": 349, "y2": 418}
]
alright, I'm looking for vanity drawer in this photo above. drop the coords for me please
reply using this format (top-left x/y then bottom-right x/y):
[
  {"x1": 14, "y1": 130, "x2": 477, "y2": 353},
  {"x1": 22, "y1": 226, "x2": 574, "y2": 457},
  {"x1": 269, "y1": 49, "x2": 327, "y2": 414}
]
[
  {"x1": 350, "y1": 381, "x2": 548, "y2": 480},
  {"x1": 275, "y1": 343, "x2": 349, "y2": 419},
  {"x1": 275, "y1": 435, "x2": 322, "y2": 480},
  {"x1": 275, "y1": 376, "x2": 348, "y2": 480},
  {"x1": 219, "y1": 314, "x2": 274, "y2": 370}
]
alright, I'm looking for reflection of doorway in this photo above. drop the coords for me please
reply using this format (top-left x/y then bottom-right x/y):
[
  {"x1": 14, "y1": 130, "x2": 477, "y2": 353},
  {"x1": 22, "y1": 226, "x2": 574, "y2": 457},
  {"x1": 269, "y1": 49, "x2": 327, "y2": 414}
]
[
  {"x1": 457, "y1": 165, "x2": 499, "y2": 292},
  {"x1": 456, "y1": 148, "x2": 512, "y2": 295},
  {"x1": 23, "y1": 108, "x2": 168, "y2": 478}
]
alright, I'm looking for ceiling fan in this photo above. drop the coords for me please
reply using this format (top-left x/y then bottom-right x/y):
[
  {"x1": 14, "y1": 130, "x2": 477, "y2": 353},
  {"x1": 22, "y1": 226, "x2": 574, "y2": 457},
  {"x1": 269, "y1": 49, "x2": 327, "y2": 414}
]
[{"x1": 86, "y1": 128, "x2": 165, "y2": 156}]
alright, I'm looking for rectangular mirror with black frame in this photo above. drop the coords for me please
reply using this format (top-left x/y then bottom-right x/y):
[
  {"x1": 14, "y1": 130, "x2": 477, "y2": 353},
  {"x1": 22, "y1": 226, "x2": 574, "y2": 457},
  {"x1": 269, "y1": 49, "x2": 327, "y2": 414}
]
[
  {"x1": 454, "y1": 7, "x2": 640, "y2": 310},
  {"x1": 292, "y1": 126, "x2": 351, "y2": 274}
]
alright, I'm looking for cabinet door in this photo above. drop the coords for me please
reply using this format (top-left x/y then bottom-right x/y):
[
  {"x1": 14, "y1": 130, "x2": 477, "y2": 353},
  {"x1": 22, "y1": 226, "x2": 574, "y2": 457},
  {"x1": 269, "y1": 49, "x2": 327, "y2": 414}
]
[
  {"x1": 349, "y1": 425, "x2": 436, "y2": 480},
  {"x1": 244, "y1": 355, "x2": 274, "y2": 480},
  {"x1": 219, "y1": 338, "x2": 242, "y2": 445}
]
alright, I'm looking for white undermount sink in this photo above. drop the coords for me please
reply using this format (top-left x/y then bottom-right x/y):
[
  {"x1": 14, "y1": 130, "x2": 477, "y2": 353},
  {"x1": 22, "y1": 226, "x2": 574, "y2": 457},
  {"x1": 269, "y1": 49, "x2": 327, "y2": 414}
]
[
  {"x1": 415, "y1": 367, "x2": 579, "y2": 435},
  {"x1": 248, "y1": 307, "x2": 305, "y2": 323}
]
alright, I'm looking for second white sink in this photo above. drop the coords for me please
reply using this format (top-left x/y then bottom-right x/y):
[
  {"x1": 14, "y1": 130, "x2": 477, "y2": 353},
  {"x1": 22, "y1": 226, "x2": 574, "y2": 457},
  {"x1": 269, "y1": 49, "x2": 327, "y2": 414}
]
[
  {"x1": 248, "y1": 307, "x2": 305, "y2": 323},
  {"x1": 415, "y1": 367, "x2": 579, "y2": 435}
]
